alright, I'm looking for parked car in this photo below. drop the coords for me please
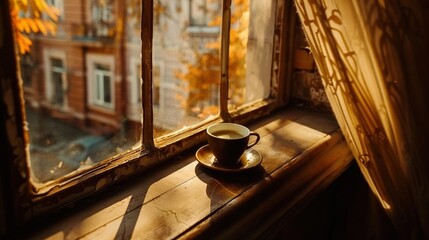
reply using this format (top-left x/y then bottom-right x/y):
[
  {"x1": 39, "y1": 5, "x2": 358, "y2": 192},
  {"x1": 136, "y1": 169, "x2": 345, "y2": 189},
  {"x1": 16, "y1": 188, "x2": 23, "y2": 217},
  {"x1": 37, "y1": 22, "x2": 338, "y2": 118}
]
[
  {"x1": 57, "y1": 135, "x2": 108, "y2": 169},
  {"x1": 29, "y1": 135, "x2": 110, "y2": 182},
  {"x1": 30, "y1": 131, "x2": 136, "y2": 180},
  {"x1": 29, "y1": 133, "x2": 69, "y2": 153}
]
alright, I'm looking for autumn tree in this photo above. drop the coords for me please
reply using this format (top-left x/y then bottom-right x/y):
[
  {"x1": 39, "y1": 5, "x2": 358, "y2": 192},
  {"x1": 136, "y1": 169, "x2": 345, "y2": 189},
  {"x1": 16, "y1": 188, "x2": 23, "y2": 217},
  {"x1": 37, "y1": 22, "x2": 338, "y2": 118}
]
[
  {"x1": 176, "y1": 0, "x2": 249, "y2": 118},
  {"x1": 10, "y1": 0, "x2": 60, "y2": 54}
]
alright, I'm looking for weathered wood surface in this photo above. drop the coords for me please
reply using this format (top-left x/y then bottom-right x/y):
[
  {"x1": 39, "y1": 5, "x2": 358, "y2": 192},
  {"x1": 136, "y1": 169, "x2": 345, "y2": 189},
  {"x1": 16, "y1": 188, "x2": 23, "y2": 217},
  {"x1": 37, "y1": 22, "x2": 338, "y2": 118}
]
[{"x1": 27, "y1": 109, "x2": 352, "y2": 239}]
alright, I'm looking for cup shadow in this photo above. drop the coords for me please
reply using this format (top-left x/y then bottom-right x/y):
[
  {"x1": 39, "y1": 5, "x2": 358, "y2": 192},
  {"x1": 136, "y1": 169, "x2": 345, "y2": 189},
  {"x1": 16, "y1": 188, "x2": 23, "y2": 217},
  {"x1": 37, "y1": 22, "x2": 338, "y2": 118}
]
[{"x1": 194, "y1": 162, "x2": 268, "y2": 213}]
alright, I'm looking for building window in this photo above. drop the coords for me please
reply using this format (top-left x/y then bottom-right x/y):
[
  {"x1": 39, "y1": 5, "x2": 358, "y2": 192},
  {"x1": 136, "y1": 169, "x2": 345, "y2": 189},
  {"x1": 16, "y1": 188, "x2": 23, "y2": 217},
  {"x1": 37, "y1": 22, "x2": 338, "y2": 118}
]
[
  {"x1": 91, "y1": 0, "x2": 113, "y2": 23},
  {"x1": 94, "y1": 64, "x2": 112, "y2": 107},
  {"x1": 91, "y1": 0, "x2": 114, "y2": 37},
  {"x1": 46, "y1": 0, "x2": 64, "y2": 20},
  {"x1": 189, "y1": 0, "x2": 220, "y2": 27},
  {"x1": 43, "y1": 49, "x2": 67, "y2": 108},
  {"x1": 50, "y1": 58, "x2": 65, "y2": 105},
  {"x1": 20, "y1": 54, "x2": 33, "y2": 87},
  {"x1": 86, "y1": 54, "x2": 115, "y2": 110}
]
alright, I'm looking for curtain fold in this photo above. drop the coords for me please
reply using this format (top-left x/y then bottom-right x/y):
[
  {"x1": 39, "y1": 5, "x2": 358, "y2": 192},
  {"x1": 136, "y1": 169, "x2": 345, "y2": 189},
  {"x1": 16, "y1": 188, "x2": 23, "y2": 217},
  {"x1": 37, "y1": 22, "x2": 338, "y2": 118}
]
[{"x1": 294, "y1": 0, "x2": 429, "y2": 238}]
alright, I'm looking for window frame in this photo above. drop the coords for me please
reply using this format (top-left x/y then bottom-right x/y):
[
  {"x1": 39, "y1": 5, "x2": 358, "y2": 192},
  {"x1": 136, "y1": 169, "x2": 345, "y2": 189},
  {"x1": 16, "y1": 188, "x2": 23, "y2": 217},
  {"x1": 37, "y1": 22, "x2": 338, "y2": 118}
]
[{"x1": 0, "y1": 0, "x2": 296, "y2": 229}]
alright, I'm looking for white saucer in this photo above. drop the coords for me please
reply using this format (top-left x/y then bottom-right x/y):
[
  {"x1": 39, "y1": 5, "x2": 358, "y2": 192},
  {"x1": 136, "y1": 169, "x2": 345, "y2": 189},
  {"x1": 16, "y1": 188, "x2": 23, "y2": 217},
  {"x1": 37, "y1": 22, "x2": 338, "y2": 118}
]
[{"x1": 195, "y1": 144, "x2": 262, "y2": 172}]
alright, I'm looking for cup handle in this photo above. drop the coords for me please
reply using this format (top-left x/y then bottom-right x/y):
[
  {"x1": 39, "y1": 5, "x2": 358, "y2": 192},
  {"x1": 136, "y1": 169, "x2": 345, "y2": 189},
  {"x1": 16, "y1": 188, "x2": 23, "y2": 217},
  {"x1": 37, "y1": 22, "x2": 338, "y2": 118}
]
[{"x1": 247, "y1": 132, "x2": 260, "y2": 149}]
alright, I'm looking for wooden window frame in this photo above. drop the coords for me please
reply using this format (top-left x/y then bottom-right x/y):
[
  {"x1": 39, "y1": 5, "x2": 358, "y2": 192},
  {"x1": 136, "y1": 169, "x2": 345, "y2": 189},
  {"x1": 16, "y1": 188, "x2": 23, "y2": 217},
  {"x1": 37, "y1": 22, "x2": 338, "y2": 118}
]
[{"x1": 0, "y1": 0, "x2": 296, "y2": 231}]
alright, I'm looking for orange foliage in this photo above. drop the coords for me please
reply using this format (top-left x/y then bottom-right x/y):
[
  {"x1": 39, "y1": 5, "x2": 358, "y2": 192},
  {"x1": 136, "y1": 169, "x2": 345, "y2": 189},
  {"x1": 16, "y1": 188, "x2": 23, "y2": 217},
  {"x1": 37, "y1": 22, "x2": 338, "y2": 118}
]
[{"x1": 10, "y1": 0, "x2": 60, "y2": 54}]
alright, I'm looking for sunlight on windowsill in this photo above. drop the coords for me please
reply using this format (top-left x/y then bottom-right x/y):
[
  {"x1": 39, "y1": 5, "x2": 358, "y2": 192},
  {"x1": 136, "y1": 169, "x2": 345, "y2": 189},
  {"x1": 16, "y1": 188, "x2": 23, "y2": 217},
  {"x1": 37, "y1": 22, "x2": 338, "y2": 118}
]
[{"x1": 25, "y1": 108, "x2": 353, "y2": 239}]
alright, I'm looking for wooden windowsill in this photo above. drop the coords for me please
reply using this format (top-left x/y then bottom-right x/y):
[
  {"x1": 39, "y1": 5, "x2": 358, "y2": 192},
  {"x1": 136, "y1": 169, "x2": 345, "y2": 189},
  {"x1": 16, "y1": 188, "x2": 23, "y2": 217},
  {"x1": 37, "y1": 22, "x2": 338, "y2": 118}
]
[{"x1": 22, "y1": 108, "x2": 353, "y2": 239}]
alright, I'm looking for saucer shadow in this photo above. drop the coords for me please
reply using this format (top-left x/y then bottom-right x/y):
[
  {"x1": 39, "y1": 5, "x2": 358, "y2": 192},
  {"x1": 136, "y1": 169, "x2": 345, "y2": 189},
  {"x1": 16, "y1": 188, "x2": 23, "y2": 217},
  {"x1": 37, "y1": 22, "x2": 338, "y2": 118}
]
[{"x1": 195, "y1": 160, "x2": 268, "y2": 213}]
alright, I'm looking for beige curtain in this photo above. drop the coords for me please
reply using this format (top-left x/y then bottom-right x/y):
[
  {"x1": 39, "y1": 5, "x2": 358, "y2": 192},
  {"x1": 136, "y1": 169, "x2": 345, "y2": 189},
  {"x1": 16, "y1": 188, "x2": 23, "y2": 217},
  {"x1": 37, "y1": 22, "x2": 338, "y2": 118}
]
[{"x1": 294, "y1": 0, "x2": 429, "y2": 239}]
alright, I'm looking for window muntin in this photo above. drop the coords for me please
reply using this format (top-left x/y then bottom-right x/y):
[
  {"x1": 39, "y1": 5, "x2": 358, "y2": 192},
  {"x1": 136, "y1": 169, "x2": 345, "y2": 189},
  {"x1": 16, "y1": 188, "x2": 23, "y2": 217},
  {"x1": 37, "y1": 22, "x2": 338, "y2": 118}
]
[{"x1": 8, "y1": 0, "x2": 291, "y2": 211}]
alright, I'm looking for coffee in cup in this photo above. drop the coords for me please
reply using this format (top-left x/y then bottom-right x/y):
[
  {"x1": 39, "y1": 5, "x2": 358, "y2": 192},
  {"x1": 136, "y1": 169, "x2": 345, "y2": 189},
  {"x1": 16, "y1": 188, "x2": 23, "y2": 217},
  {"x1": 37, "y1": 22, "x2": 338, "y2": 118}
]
[{"x1": 206, "y1": 123, "x2": 260, "y2": 166}]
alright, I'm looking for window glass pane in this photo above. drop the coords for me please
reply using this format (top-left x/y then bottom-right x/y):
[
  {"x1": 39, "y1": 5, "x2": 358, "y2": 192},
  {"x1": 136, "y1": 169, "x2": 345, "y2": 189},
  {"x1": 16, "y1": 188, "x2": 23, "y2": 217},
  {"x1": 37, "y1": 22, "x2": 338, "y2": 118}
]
[
  {"x1": 14, "y1": 0, "x2": 141, "y2": 183},
  {"x1": 51, "y1": 72, "x2": 64, "y2": 104},
  {"x1": 151, "y1": 0, "x2": 221, "y2": 138},
  {"x1": 103, "y1": 74, "x2": 111, "y2": 103},
  {"x1": 51, "y1": 58, "x2": 63, "y2": 68},
  {"x1": 228, "y1": 0, "x2": 274, "y2": 111}
]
